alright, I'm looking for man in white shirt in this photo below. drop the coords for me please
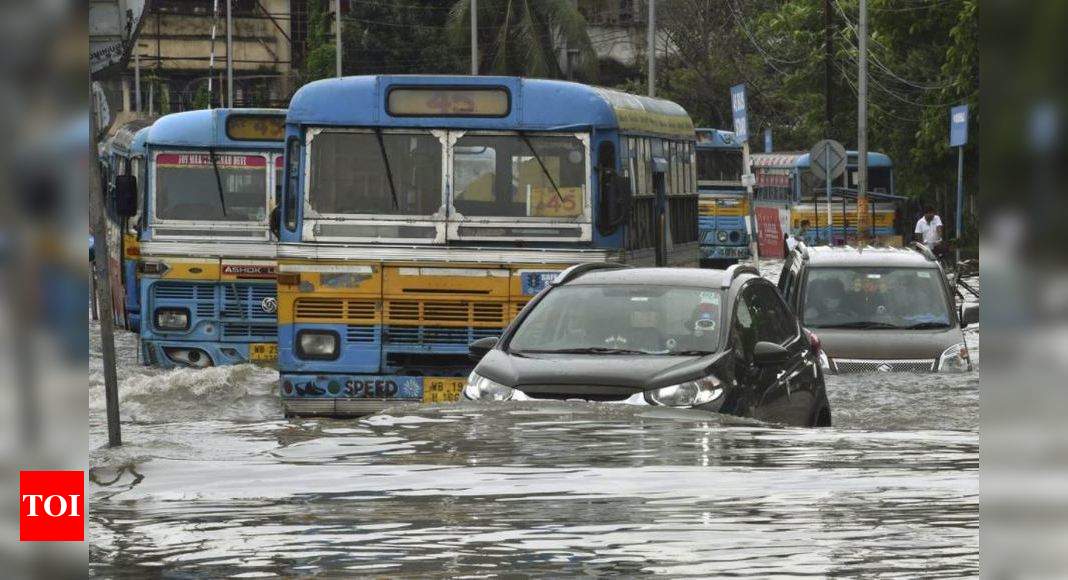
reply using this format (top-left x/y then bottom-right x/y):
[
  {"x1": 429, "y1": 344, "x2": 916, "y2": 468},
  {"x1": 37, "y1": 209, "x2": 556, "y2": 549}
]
[{"x1": 914, "y1": 206, "x2": 944, "y2": 249}]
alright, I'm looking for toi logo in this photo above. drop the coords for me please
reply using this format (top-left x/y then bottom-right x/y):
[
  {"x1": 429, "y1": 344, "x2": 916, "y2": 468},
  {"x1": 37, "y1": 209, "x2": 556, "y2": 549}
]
[{"x1": 20, "y1": 471, "x2": 84, "y2": 542}]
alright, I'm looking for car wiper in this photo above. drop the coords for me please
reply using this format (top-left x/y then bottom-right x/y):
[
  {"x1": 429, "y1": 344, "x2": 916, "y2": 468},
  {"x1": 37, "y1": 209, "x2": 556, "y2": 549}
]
[
  {"x1": 903, "y1": 321, "x2": 951, "y2": 329},
  {"x1": 818, "y1": 321, "x2": 901, "y2": 329},
  {"x1": 373, "y1": 128, "x2": 400, "y2": 210},
  {"x1": 519, "y1": 347, "x2": 650, "y2": 355},
  {"x1": 208, "y1": 147, "x2": 227, "y2": 217},
  {"x1": 518, "y1": 131, "x2": 565, "y2": 204},
  {"x1": 669, "y1": 350, "x2": 717, "y2": 356}
]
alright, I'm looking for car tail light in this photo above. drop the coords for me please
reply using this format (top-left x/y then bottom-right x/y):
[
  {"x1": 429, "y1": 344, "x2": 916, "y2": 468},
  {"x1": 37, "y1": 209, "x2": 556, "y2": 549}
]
[{"x1": 804, "y1": 329, "x2": 822, "y2": 354}]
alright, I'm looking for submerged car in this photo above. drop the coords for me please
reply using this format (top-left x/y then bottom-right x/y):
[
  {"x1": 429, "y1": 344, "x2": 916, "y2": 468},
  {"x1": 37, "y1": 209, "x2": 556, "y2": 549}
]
[
  {"x1": 464, "y1": 264, "x2": 831, "y2": 428},
  {"x1": 777, "y1": 243, "x2": 978, "y2": 373}
]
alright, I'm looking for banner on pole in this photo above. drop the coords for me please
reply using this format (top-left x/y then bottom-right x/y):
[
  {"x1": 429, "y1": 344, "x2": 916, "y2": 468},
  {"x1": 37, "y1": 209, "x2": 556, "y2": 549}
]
[
  {"x1": 950, "y1": 105, "x2": 969, "y2": 147},
  {"x1": 755, "y1": 206, "x2": 785, "y2": 258},
  {"x1": 730, "y1": 84, "x2": 749, "y2": 142}
]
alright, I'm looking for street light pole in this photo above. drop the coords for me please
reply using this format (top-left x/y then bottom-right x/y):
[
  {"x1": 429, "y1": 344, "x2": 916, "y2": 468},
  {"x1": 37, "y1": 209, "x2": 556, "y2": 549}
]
[
  {"x1": 471, "y1": 0, "x2": 478, "y2": 75},
  {"x1": 226, "y1": 0, "x2": 233, "y2": 107},
  {"x1": 335, "y1": 0, "x2": 342, "y2": 78},
  {"x1": 647, "y1": 0, "x2": 655, "y2": 97},
  {"x1": 857, "y1": 0, "x2": 869, "y2": 241}
]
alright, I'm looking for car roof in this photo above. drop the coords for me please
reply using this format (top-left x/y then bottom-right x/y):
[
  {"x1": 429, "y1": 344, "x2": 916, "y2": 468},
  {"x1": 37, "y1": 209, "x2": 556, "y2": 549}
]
[
  {"x1": 566, "y1": 267, "x2": 744, "y2": 288},
  {"x1": 802, "y1": 245, "x2": 938, "y2": 268}
]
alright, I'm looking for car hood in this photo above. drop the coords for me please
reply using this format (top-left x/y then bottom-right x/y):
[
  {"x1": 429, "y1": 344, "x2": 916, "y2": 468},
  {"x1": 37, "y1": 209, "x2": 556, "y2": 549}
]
[
  {"x1": 476, "y1": 350, "x2": 723, "y2": 391},
  {"x1": 813, "y1": 327, "x2": 964, "y2": 360}
]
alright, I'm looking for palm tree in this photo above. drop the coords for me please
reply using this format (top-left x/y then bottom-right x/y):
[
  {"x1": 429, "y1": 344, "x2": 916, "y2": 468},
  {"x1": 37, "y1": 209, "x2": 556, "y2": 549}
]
[{"x1": 448, "y1": 0, "x2": 597, "y2": 80}]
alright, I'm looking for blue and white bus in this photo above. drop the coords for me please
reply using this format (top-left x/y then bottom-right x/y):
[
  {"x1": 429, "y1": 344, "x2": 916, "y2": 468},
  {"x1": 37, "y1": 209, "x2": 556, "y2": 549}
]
[
  {"x1": 276, "y1": 75, "x2": 700, "y2": 416},
  {"x1": 695, "y1": 128, "x2": 748, "y2": 267},
  {"x1": 135, "y1": 108, "x2": 286, "y2": 367}
]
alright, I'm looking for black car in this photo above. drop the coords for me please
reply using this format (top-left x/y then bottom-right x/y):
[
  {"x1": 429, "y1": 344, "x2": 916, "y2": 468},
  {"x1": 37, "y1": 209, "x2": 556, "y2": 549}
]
[{"x1": 463, "y1": 263, "x2": 831, "y2": 427}]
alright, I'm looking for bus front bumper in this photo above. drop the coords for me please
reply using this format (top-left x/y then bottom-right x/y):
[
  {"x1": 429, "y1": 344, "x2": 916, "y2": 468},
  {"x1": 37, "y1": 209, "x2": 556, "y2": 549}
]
[{"x1": 280, "y1": 373, "x2": 466, "y2": 417}]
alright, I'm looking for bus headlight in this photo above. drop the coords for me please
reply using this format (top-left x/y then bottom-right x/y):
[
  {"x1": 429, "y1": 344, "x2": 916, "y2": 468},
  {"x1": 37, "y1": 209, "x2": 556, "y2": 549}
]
[
  {"x1": 296, "y1": 330, "x2": 340, "y2": 360},
  {"x1": 463, "y1": 372, "x2": 515, "y2": 401},
  {"x1": 154, "y1": 308, "x2": 189, "y2": 331},
  {"x1": 937, "y1": 343, "x2": 971, "y2": 373},
  {"x1": 646, "y1": 375, "x2": 723, "y2": 407},
  {"x1": 716, "y1": 231, "x2": 729, "y2": 243}
]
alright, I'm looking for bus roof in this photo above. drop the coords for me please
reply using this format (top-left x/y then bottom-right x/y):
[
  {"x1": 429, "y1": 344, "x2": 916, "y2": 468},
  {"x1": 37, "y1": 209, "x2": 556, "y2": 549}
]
[
  {"x1": 751, "y1": 151, "x2": 892, "y2": 169},
  {"x1": 694, "y1": 128, "x2": 741, "y2": 149},
  {"x1": 146, "y1": 108, "x2": 287, "y2": 149},
  {"x1": 287, "y1": 75, "x2": 695, "y2": 139},
  {"x1": 108, "y1": 119, "x2": 154, "y2": 157}
]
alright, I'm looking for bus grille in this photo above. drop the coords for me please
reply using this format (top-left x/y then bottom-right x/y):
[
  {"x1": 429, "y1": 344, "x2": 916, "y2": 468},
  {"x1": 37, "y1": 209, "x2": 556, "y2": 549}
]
[
  {"x1": 345, "y1": 325, "x2": 378, "y2": 343},
  {"x1": 222, "y1": 284, "x2": 276, "y2": 320},
  {"x1": 386, "y1": 300, "x2": 506, "y2": 326},
  {"x1": 222, "y1": 323, "x2": 278, "y2": 339},
  {"x1": 384, "y1": 326, "x2": 501, "y2": 345},
  {"x1": 152, "y1": 282, "x2": 215, "y2": 318},
  {"x1": 295, "y1": 298, "x2": 376, "y2": 321}
]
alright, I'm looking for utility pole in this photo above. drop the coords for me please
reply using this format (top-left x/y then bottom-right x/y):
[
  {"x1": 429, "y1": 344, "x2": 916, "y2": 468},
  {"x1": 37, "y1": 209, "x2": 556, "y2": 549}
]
[
  {"x1": 824, "y1": 0, "x2": 833, "y2": 138},
  {"x1": 470, "y1": 0, "x2": 478, "y2": 75},
  {"x1": 647, "y1": 0, "x2": 655, "y2": 97},
  {"x1": 335, "y1": 0, "x2": 343, "y2": 78},
  {"x1": 90, "y1": 91, "x2": 122, "y2": 448},
  {"x1": 226, "y1": 0, "x2": 233, "y2": 107},
  {"x1": 134, "y1": 52, "x2": 141, "y2": 113},
  {"x1": 856, "y1": 0, "x2": 869, "y2": 240}
]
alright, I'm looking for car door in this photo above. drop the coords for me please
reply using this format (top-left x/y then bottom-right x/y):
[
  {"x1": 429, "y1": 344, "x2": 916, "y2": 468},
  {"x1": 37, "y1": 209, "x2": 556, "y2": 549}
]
[{"x1": 744, "y1": 281, "x2": 817, "y2": 426}]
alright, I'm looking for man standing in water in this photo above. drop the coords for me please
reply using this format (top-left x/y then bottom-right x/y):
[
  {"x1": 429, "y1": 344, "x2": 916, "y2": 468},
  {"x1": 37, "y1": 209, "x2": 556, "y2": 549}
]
[{"x1": 914, "y1": 206, "x2": 945, "y2": 257}]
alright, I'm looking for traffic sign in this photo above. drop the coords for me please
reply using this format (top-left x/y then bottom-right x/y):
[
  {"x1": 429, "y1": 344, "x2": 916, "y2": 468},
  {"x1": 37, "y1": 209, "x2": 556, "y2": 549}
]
[
  {"x1": 950, "y1": 104, "x2": 969, "y2": 147},
  {"x1": 730, "y1": 84, "x2": 749, "y2": 141},
  {"x1": 809, "y1": 139, "x2": 847, "y2": 182}
]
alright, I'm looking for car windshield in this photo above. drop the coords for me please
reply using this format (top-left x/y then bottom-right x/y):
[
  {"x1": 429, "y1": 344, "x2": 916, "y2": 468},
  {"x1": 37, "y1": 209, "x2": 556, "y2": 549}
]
[
  {"x1": 154, "y1": 153, "x2": 269, "y2": 222},
  {"x1": 509, "y1": 285, "x2": 724, "y2": 355},
  {"x1": 802, "y1": 267, "x2": 951, "y2": 329}
]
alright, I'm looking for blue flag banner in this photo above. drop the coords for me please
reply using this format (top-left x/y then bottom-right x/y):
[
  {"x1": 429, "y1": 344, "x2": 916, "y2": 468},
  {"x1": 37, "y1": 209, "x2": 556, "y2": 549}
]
[
  {"x1": 731, "y1": 84, "x2": 749, "y2": 142},
  {"x1": 950, "y1": 104, "x2": 969, "y2": 147}
]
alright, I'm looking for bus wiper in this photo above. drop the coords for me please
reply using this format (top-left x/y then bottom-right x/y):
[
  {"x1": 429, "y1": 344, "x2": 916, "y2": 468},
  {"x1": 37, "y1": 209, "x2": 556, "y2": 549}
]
[
  {"x1": 208, "y1": 147, "x2": 227, "y2": 217},
  {"x1": 373, "y1": 128, "x2": 400, "y2": 210},
  {"x1": 518, "y1": 132, "x2": 565, "y2": 203}
]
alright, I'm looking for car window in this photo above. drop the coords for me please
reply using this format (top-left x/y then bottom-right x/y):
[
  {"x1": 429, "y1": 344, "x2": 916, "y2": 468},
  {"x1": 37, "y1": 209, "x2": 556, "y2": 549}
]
[
  {"x1": 509, "y1": 285, "x2": 724, "y2": 355},
  {"x1": 802, "y1": 267, "x2": 951, "y2": 329},
  {"x1": 778, "y1": 254, "x2": 794, "y2": 293},
  {"x1": 745, "y1": 283, "x2": 797, "y2": 345},
  {"x1": 730, "y1": 291, "x2": 755, "y2": 357}
]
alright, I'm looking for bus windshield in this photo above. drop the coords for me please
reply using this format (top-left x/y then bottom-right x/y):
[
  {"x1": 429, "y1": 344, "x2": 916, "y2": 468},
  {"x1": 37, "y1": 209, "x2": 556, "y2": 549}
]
[
  {"x1": 696, "y1": 148, "x2": 743, "y2": 183},
  {"x1": 308, "y1": 130, "x2": 442, "y2": 217},
  {"x1": 154, "y1": 153, "x2": 269, "y2": 222},
  {"x1": 453, "y1": 134, "x2": 587, "y2": 219}
]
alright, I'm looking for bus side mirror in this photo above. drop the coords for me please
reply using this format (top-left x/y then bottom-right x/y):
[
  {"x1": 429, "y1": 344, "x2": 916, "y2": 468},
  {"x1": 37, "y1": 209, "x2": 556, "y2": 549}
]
[
  {"x1": 115, "y1": 175, "x2": 138, "y2": 217},
  {"x1": 269, "y1": 207, "x2": 280, "y2": 239},
  {"x1": 598, "y1": 171, "x2": 632, "y2": 235}
]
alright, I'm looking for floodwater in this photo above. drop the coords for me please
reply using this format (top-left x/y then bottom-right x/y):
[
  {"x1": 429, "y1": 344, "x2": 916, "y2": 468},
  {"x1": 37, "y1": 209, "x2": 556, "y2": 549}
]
[{"x1": 89, "y1": 269, "x2": 979, "y2": 577}]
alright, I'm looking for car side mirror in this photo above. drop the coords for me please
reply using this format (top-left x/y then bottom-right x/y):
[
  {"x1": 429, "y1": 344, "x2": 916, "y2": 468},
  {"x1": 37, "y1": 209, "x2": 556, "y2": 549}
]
[
  {"x1": 753, "y1": 341, "x2": 791, "y2": 365},
  {"x1": 469, "y1": 336, "x2": 499, "y2": 360},
  {"x1": 960, "y1": 304, "x2": 979, "y2": 328},
  {"x1": 114, "y1": 175, "x2": 138, "y2": 217}
]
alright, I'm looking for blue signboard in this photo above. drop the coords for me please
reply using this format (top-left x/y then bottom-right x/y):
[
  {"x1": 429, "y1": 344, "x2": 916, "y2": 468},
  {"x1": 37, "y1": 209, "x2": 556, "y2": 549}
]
[
  {"x1": 730, "y1": 84, "x2": 749, "y2": 142},
  {"x1": 764, "y1": 127, "x2": 773, "y2": 153},
  {"x1": 520, "y1": 271, "x2": 559, "y2": 295},
  {"x1": 950, "y1": 104, "x2": 969, "y2": 147}
]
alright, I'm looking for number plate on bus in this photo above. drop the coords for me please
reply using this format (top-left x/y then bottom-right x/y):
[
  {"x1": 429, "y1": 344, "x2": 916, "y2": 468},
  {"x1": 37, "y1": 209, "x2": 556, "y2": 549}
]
[
  {"x1": 250, "y1": 343, "x2": 277, "y2": 362},
  {"x1": 423, "y1": 378, "x2": 466, "y2": 403}
]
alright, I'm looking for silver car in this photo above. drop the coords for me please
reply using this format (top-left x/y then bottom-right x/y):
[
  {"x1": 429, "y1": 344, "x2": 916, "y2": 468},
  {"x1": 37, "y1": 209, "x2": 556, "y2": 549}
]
[{"x1": 778, "y1": 244, "x2": 978, "y2": 373}]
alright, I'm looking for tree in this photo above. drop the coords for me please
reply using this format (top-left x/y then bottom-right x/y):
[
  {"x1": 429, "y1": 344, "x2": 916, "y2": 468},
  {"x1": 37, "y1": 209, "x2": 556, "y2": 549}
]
[{"x1": 447, "y1": 0, "x2": 597, "y2": 80}]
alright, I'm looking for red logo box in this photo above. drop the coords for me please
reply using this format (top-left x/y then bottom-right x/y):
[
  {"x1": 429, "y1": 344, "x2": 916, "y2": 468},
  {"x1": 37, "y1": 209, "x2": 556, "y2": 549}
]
[{"x1": 20, "y1": 471, "x2": 84, "y2": 542}]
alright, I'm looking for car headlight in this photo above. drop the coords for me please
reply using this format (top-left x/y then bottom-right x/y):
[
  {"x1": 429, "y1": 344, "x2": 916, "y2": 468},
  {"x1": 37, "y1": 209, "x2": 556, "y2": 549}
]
[
  {"x1": 646, "y1": 375, "x2": 723, "y2": 407},
  {"x1": 296, "y1": 330, "x2": 339, "y2": 360},
  {"x1": 937, "y1": 343, "x2": 971, "y2": 373},
  {"x1": 818, "y1": 350, "x2": 832, "y2": 372},
  {"x1": 716, "y1": 231, "x2": 729, "y2": 243},
  {"x1": 154, "y1": 308, "x2": 189, "y2": 331},
  {"x1": 463, "y1": 371, "x2": 515, "y2": 401}
]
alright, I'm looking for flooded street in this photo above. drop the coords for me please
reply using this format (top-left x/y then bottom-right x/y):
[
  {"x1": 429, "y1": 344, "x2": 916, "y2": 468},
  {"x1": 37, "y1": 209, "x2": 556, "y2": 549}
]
[{"x1": 89, "y1": 270, "x2": 979, "y2": 577}]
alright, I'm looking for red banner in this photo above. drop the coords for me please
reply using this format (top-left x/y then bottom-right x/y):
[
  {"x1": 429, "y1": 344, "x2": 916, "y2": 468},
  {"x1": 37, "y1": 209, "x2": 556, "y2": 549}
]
[
  {"x1": 156, "y1": 153, "x2": 266, "y2": 167},
  {"x1": 755, "y1": 206, "x2": 785, "y2": 258}
]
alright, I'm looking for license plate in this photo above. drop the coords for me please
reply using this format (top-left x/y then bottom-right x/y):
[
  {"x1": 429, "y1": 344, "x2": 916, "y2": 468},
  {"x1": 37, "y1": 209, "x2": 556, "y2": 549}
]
[
  {"x1": 250, "y1": 343, "x2": 277, "y2": 362},
  {"x1": 422, "y1": 377, "x2": 466, "y2": 403}
]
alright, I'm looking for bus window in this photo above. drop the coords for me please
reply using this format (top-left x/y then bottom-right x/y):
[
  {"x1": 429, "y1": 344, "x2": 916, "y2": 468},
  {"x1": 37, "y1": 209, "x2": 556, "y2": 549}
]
[
  {"x1": 307, "y1": 130, "x2": 442, "y2": 217},
  {"x1": 453, "y1": 134, "x2": 586, "y2": 219},
  {"x1": 154, "y1": 153, "x2": 269, "y2": 222}
]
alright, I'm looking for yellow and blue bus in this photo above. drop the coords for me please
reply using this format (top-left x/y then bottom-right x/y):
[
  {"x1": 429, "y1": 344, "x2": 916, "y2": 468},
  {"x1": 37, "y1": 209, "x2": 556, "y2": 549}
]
[
  {"x1": 751, "y1": 151, "x2": 904, "y2": 244},
  {"x1": 101, "y1": 119, "x2": 153, "y2": 331},
  {"x1": 276, "y1": 75, "x2": 699, "y2": 416},
  {"x1": 695, "y1": 128, "x2": 748, "y2": 267},
  {"x1": 135, "y1": 108, "x2": 286, "y2": 368}
]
